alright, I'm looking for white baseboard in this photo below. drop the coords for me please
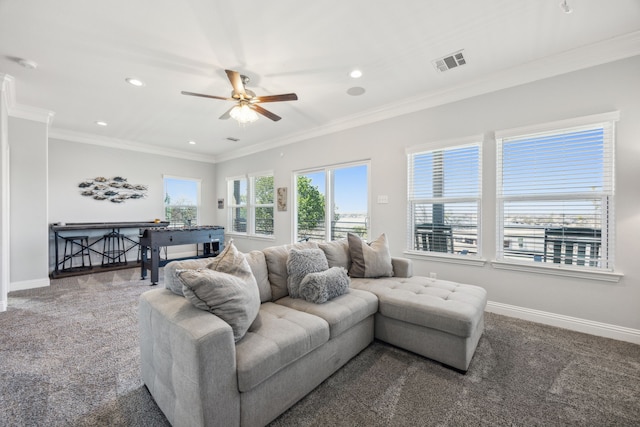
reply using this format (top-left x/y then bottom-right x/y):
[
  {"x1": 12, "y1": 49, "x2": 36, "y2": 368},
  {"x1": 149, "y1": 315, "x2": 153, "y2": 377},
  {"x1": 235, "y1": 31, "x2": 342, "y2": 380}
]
[
  {"x1": 10, "y1": 277, "x2": 50, "y2": 292},
  {"x1": 486, "y1": 301, "x2": 640, "y2": 345},
  {"x1": 0, "y1": 299, "x2": 6, "y2": 311}
]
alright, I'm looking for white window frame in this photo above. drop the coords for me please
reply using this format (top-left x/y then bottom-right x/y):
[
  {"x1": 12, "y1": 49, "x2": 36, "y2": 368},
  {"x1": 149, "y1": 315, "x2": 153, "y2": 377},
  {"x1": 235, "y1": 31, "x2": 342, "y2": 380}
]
[
  {"x1": 293, "y1": 160, "x2": 370, "y2": 243},
  {"x1": 163, "y1": 175, "x2": 201, "y2": 227},
  {"x1": 493, "y1": 111, "x2": 622, "y2": 282},
  {"x1": 406, "y1": 136, "x2": 483, "y2": 262},
  {"x1": 226, "y1": 171, "x2": 275, "y2": 238},
  {"x1": 250, "y1": 171, "x2": 275, "y2": 237}
]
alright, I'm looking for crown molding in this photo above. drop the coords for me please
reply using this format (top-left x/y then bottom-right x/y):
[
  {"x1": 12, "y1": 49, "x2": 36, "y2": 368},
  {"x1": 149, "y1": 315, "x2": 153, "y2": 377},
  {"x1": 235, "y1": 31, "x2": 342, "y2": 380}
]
[
  {"x1": 216, "y1": 30, "x2": 640, "y2": 163},
  {"x1": 48, "y1": 128, "x2": 217, "y2": 164},
  {"x1": 0, "y1": 74, "x2": 55, "y2": 125},
  {"x1": 6, "y1": 30, "x2": 640, "y2": 164}
]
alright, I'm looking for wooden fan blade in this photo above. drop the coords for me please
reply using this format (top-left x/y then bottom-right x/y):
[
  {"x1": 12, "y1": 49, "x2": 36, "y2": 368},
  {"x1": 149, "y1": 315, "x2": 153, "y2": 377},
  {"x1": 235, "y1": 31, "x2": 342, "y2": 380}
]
[
  {"x1": 219, "y1": 106, "x2": 234, "y2": 120},
  {"x1": 225, "y1": 69, "x2": 247, "y2": 98},
  {"x1": 251, "y1": 104, "x2": 281, "y2": 121},
  {"x1": 181, "y1": 91, "x2": 232, "y2": 101},
  {"x1": 254, "y1": 93, "x2": 298, "y2": 103}
]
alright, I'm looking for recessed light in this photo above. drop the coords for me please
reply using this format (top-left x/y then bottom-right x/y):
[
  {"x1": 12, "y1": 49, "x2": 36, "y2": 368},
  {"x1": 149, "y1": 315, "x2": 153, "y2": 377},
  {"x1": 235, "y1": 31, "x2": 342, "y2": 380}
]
[
  {"x1": 188, "y1": 140, "x2": 196, "y2": 145},
  {"x1": 95, "y1": 120, "x2": 108, "y2": 126},
  {"x1": 125, "y1": 77, "x2": 145, "y2": 87},
  {"x1": 349, "y1": 69, "x2": 363, "y2": 79}
]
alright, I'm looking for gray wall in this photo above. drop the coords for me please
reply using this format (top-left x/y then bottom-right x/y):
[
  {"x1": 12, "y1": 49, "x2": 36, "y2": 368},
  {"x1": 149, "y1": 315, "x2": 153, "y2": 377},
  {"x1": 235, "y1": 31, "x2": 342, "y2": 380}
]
[
  {"x1": 47, "y1": 139, "x2": 217, "y2": 268},
  {"x1": 216, "y1": 56, "x2": 640, "y2": 332},
  {"x1": 9, "y1": 116, "x2": 49, "y2": 287},
  {"x1": 0, "y1": 77, "x2": 8, "y2": 309}
]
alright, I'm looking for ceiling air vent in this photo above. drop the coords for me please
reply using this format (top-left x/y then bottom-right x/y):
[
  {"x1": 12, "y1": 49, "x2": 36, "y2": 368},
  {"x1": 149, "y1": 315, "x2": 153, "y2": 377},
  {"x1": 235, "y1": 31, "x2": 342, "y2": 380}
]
[{"x1": 433, "y1": 50, "x2": 466, "y2": 72}]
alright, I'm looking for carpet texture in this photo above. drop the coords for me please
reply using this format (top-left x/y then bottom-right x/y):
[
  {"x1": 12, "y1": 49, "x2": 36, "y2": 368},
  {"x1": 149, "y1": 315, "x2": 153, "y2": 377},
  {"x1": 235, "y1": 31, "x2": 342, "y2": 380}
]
[{"x1": 1, "y1": 268, "x2": 639, "y2": 426}]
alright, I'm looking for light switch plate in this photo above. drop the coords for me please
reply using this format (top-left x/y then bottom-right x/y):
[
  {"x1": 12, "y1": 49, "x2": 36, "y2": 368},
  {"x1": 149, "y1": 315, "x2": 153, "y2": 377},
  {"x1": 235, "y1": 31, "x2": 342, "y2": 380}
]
[{"x1": 377, "y1": 195, "x2": 388, "y2": 204}]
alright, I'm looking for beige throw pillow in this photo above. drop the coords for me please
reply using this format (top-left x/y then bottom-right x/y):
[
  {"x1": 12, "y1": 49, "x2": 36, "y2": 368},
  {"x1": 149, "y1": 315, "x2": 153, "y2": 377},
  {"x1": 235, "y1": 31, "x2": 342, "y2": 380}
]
[
  {"x1": 179, "y1": 241, "x2": 261, "y2": 342},
  {"x1": 347, "y1": 233, "x2": 394, "y2": 278},
  {"x1": 179, "y1": 269, "x2": 260, "y2": 342}
]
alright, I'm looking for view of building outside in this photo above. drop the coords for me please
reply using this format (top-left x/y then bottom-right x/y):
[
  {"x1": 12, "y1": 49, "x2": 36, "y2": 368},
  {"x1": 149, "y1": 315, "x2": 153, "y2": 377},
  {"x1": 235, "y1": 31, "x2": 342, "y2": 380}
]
[{"x1": 164, "y1": 177, "x2": 199, "y2": 227}]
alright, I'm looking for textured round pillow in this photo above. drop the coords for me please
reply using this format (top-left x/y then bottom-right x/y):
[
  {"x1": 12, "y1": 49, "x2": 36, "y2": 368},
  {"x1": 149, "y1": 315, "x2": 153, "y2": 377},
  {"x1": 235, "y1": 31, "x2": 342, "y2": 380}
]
[{"x1": 299, "y1": 266, "x2": 350, "y2": 304}]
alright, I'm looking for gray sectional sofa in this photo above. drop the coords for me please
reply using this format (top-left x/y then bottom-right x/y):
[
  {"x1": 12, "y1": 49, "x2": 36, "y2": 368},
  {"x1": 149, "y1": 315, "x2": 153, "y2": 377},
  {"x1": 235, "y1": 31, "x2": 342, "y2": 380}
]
[{"x1": 138, "y1": 236, "x2": 487, "y2": 427}]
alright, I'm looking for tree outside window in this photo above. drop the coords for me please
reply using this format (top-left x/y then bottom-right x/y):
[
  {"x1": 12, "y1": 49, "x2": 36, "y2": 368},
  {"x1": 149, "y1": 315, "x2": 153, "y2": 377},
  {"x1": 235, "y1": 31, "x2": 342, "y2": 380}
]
[
  {"x1": 164, "y1": 176, "x2": 200, "y2": 227},
  {"x1": 227, "y1": 173, "x2": 274, "y2": 236},
  {"x1": 295, "y1": 163, "x2": 368, "y2": 242}
]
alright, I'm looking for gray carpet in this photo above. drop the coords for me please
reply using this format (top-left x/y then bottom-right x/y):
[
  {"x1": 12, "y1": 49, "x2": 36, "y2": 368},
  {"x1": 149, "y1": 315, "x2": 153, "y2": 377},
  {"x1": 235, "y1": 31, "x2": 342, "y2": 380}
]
[{"x1": 1, "y1": 269, "x2": 639, "y2": 426}]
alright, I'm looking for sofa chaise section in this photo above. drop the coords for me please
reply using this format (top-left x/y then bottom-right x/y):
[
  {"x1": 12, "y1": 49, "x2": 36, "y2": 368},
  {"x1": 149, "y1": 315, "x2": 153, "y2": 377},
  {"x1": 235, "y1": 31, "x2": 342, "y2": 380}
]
[{"x1": 350, "y1": 276, "x2": 487, "y2": 371}]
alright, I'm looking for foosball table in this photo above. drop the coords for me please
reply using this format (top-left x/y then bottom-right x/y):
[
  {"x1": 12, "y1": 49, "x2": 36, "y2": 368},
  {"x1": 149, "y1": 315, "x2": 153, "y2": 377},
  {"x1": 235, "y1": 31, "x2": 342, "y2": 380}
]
[{"x1": 139, "y1": 225, "x2": 225, "y2": 284}]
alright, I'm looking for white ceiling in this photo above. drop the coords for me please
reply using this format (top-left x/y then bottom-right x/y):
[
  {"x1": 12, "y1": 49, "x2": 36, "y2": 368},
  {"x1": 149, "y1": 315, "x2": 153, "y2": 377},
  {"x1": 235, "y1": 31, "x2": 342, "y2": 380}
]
[{"x1": 1, "y1": 0, "x2": 639, "y2": 163}]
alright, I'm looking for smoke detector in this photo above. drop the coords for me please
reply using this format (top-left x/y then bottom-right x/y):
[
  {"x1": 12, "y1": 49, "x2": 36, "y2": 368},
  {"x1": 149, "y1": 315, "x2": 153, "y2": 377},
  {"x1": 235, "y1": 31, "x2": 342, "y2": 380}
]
[{"x1": 433, "y1": 50, "x2": 466, "y2": 72}]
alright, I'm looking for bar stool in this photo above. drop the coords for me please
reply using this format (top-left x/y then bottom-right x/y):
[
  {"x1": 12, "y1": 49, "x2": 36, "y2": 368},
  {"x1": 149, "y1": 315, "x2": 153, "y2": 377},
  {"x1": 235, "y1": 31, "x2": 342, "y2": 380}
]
[
  {"x1": 61, "y1": 235, "x2": 92, "y2": 271},
  {"x1": 102, "y1": 230, "x2": 126, "y2": 266}
]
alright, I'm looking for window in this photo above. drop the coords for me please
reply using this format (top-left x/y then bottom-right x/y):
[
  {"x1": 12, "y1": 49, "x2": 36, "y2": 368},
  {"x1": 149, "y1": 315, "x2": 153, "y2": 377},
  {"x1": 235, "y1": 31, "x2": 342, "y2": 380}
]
[
  {"x1": 295, "y1": 162, "x2": 369, "y2": 242},
  {"x1": 407, "y1": 141, "x2": 481, "y2": 256},
  {"x1": 164, "y1": 176, "x2": 200, "y2": 227},
  {"x1": 227, "y1": 172, "x2": 274, "y2": 236},
  {"x1": 253, "y1": 174, "x2": 274, "y2": 235},
  {"x1": 496, "y1": 112, "x2": 617, "y2": 270}
]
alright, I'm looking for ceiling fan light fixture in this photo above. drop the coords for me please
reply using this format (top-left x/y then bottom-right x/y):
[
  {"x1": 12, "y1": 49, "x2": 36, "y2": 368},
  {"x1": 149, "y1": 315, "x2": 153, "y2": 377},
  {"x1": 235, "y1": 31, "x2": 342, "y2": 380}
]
[{"x1": 229, "y1": 103, "x2": 259, "y2": 124}]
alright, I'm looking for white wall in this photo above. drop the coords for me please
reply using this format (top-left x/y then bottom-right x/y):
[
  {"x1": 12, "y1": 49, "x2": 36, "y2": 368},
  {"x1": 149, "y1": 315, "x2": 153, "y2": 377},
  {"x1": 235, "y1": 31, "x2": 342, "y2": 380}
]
[
  {"x1": 9, "y1": 116, "x2": 49, "y2": 290},
  {"x1": 0, "y1": 76, "x2": 9, "y2": 310},
  {"x1": 48, "y1": 139, "x2": 217, "y2": 270},
  {"x1": 216, "y1": 56, "x2": 640, "y2": 334}
]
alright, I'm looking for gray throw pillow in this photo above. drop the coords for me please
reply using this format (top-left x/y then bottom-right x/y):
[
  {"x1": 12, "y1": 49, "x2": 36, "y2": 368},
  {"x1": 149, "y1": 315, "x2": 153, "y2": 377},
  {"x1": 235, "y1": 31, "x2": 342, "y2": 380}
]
[
  {"x1": 299, "y1": 267, "x2": 350, "y2": 304},
  {"x1": 347, "y1": 232, "x2": 394, "y2": 278},
  {"x1": 178, "y1": 268, "x2": 260, "y2": 342},
  {"x1": 286, "y1": 248, "x2": 329, "y2": 298}
]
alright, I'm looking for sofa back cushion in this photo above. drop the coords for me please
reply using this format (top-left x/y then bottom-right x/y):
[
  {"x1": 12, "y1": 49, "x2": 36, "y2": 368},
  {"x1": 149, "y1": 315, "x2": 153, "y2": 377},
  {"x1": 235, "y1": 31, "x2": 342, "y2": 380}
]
[
  {"x1": 318, "y1": 239, "x2": 351, "y2": 271},
  {"x1": 263, "y1": 241, "x2": 319, "y2": 300},
  {"x1": 245, "y1": 250, "x2": 272, "y2": 303}
]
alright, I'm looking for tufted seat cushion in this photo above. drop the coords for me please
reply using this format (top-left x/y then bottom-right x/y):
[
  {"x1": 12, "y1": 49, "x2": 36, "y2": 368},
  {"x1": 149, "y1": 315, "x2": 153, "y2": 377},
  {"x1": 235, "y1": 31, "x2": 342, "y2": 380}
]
[
  {"x1": 275, "y1": 289, "x2": 378, "y2": 339},
  {"x1": 235, "y1": 302, "x2": 329, "y2": 392},
  {"x1": 350, "y1": 276, "x2": 487, "y2": 338}
]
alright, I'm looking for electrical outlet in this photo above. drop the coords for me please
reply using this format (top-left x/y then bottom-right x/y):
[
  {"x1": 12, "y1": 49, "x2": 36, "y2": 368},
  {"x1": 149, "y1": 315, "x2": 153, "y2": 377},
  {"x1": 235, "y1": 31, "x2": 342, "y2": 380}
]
[{"x1": 429, "y1": 272, "x2": 437, "y2": 279}]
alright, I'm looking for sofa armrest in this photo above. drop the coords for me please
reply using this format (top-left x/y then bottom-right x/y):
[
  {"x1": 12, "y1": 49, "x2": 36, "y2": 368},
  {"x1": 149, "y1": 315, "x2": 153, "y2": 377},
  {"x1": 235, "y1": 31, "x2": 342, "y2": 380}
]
[
  {"x1": 391, "y1": 257, "x2": 413, "y2": 278},
  {"x1": 139, "y1": 288, "x2": 240, "y2": 427},
  {"x1": 164, "y1": 258, "x2": 212, "y2": 295}
]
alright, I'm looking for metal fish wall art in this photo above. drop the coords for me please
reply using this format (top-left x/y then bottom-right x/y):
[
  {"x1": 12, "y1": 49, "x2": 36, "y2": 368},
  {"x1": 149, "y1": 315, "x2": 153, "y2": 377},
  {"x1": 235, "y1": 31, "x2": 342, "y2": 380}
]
[{"x1": 78, "y1": 176, "x2": 148, "y2": 203}]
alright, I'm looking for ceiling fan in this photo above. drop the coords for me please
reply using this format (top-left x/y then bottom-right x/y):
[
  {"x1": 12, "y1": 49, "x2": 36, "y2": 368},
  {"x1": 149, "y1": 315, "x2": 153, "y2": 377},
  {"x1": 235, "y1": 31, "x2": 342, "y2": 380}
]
[{"x1": 181, "y1": 69, "x2": 298, "y2": 124}]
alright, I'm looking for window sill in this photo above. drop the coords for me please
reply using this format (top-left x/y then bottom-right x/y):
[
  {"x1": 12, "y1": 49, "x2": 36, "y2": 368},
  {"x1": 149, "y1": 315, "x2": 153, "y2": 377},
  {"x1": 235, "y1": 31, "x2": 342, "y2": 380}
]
[
  {"x1": 491, "y1": 260, "x2": 623, "y2": 283},
  {"x1": 403, "y1": 250, "x2": 487, "y2": 267},
  {"x1": 226, "y1": 232, "x2": 276, "y2": 242}
]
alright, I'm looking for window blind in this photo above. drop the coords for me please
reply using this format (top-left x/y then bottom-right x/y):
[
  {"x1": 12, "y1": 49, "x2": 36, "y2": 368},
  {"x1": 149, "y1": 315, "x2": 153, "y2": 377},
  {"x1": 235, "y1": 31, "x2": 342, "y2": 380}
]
[
  {"x1": 407, "y1": 143, "x2": 481, "y2": 255},
  {"x1": 497, "y1": 120, "x2": 615, "y2": 269}
]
